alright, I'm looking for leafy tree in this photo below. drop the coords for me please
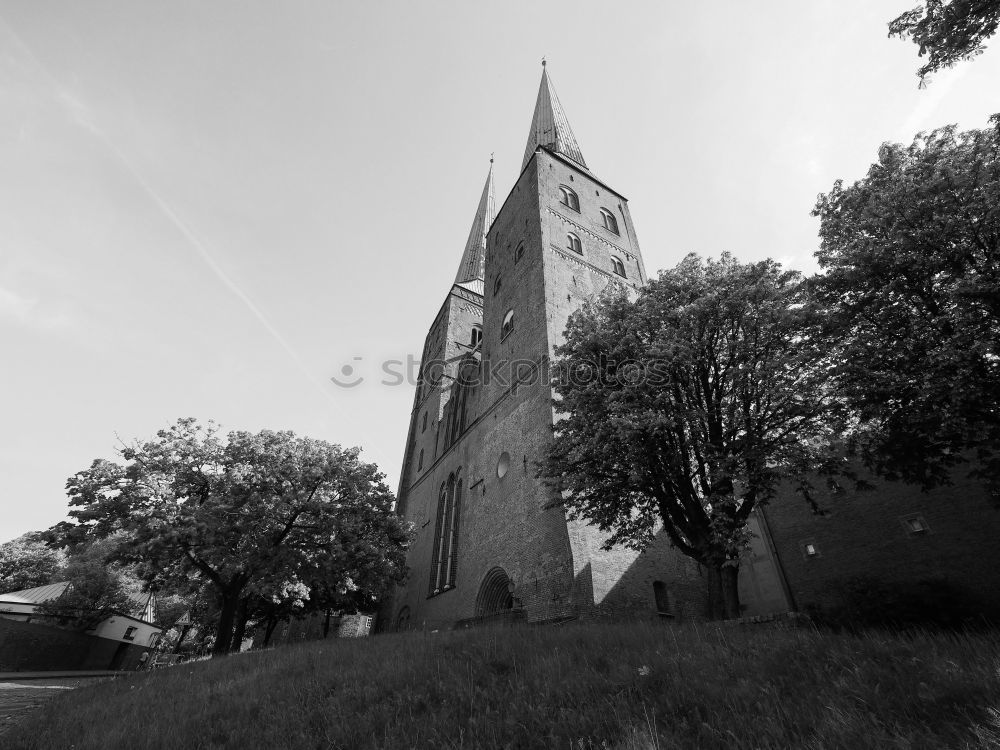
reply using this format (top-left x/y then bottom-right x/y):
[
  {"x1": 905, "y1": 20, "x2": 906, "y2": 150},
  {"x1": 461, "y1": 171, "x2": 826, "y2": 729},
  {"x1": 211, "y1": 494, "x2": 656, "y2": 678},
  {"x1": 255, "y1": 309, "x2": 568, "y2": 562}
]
[
  {"x1": 813, "y1": 119, "x2": 1000, "y2": 493},
  {"x1": 153, "y1": 592, "x2": 193, "y2": 631},
  {"x1": 65, "y1": 418, "x2": 410, "y2": 655},
  {"x1": 36, "y1": 538, "x2": 136, "y2": 631},
  {"x1": 541, "y1": 255, "x2": 854, "y2": 619},
  {"x1": 890, "y1": 0, "x2": 1000, "y2": 83},
  {"x1": 242, "y1": 573, "x2": 370, "y2": 648},
  {"x1": 0, "y1": 533, "x2": 65, "y2": 594}
]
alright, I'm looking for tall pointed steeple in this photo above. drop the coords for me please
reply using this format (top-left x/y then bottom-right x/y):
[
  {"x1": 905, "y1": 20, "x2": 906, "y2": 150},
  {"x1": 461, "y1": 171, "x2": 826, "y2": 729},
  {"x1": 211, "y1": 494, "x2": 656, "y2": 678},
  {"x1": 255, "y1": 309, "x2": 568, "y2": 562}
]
[
  {"x1": 521, "y1": 61, "x2": 587, "y2": 171},
  {"x1": 454, "y1": 158, "x2": 495, "y2": 284}
]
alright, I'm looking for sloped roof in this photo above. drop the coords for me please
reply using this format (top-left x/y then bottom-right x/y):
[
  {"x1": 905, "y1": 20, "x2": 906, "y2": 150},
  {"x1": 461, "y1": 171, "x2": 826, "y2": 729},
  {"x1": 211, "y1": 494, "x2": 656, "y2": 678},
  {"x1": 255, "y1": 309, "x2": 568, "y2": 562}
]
[
  {"x1": 0, "y1": 581, "x2": 70, "y2": 604},
  {"x1": 455, "y1": 278, "x2": 484, "y2": 297},
  {"x1": 521, "y1": 64, "x2": 587, "y2": 171},
  {"x1": 124, "y1": 591, "x2": 155, "y2": 623},
  {"x1": 0, "y1": 582, "x2": 155, "y2": 623}
]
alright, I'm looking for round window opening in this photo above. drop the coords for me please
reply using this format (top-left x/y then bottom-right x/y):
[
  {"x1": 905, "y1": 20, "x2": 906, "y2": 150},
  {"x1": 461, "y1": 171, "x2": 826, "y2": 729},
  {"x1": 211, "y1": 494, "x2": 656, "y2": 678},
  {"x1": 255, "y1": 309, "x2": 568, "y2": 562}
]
[{"x1": 496, "y1": 451, "x2": 510, "y2": 479}]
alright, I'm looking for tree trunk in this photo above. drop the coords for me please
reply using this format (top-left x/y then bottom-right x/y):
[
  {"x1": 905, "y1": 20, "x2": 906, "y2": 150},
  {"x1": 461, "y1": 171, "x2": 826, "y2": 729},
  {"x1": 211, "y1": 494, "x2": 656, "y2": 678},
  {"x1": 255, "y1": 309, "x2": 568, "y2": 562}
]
[
  {"x1": 263, "y1": 617, "x2": 278, "y2": 647},
  {"x1": 322, "y1": 609, "x2": 332, "y2": 639},
  {"x1": 706, "y1": 565, "x2": 724, "y2": 620},
  {"x1": 172, "y1": 624, "x2": 191, "y2": 654},
  {"x1": 721, "y1": 565, "x2": 741, "y2": 620},
  {"x1": 230, "y1": 598, "x2": 249, "y2": 653},
  {"x1": 706, "y1": 563, "x2": 742, "y2": 620},
  {"x1": 212, "y1": 590, "x2": 241, "y2": 657}
]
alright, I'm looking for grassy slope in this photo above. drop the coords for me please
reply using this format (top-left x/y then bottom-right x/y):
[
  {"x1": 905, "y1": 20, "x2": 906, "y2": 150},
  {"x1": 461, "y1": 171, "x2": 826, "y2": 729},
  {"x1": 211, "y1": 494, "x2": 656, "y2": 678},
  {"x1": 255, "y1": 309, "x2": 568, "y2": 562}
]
[{"x1": 6, "y1": 622, "x2": 1000, "y2": 750}]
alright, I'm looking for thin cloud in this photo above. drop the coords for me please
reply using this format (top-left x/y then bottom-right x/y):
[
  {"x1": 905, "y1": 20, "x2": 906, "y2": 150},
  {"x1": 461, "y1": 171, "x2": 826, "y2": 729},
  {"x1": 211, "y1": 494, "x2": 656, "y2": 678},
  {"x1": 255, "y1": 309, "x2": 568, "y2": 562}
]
[
  {"x1": 0, "y1": 284, "x2": 75, "y2": 331},
  {"x1": 0, "y1": 13, "x2": 339, "y2": 410}
]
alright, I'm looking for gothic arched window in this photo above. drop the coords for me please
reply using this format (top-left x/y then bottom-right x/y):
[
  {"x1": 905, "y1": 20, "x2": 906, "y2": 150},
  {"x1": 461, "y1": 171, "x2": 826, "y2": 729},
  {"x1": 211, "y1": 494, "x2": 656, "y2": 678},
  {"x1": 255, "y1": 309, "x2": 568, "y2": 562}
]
[
  {"x1": 600, "y1": 208, "x2": 620, "y2": 235},
  {"x1": 501, "y1": 309, "x2": 514, "y2": 341},
  {"x1": 559, "y1": 186, "x2": 580, "y2": 212},
  {"x1": 428, "y1": 472, "x2": 463, "y2": 594},
  {"x1": 493, "y1": 274, "x2": 502, "y2": 296},
  {"x1": 471, "y1": 325, "x2": 482, "y2": 347},
  {"x1": 567, "y1": 233, "x2": 582, "y2": 254},
  {"x1": 445, "y1": 475, "x2": 462, "y2": 587},
  {"x1": 611, "y1": 256, "x2": 626, "y2": 278},
  {"x1": 514, "y1": 242, "x2": 525, "y2": 263}
]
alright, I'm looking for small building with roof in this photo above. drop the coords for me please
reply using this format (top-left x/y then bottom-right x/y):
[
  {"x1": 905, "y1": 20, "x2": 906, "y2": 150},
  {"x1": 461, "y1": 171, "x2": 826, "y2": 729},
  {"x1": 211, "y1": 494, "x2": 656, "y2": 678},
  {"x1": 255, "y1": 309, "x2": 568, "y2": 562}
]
[{"x1": 0, "y1": 582, "x2": 163, "y2": 672}]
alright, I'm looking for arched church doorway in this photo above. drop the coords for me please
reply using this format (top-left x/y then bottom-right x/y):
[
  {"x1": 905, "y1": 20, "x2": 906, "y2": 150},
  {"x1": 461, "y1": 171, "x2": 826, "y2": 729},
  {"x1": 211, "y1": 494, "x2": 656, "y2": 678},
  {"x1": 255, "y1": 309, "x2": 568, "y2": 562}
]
[{"x1": 475, "y1": 567, "x2": 514, "y2": 617}]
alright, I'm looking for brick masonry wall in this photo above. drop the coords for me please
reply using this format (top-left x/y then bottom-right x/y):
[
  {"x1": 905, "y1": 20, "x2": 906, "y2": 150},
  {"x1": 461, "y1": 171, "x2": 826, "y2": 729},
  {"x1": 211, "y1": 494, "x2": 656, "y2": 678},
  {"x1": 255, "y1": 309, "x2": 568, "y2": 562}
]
[
  {"x1": 403, "y1": 289, "x2": 483, "y2": 493},
  {"x1": 763, "y1": 462, "x2": 1000, "y2": 618},
  {"x1": 0, "y1": 617, "x2": 147, "y2": 671},
  {"x1": 389, "y1": 151, "x2": 717, "y2": 631},
  {"x1": 261, "y1": 612, "x2": 374, "y2": 646},
  {"x1": 533, "y1": 150, "x2": 708, "y2": 620},
  {"x1": 390, "y1": 144, "x2": 999, "y2": 631}
]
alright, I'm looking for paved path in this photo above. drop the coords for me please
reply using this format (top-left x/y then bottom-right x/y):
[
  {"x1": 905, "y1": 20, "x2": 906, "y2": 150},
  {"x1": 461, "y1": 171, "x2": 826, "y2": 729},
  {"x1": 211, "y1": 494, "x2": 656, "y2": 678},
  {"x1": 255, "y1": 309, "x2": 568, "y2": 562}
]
[{"x1": 0, "y1": 677, "x2": 110, "y2": 736}]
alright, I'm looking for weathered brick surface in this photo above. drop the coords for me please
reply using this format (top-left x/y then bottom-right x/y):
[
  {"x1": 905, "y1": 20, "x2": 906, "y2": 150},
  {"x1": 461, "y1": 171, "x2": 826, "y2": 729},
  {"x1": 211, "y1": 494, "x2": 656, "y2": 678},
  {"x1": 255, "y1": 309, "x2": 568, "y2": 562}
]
[
  {"x1": 387, "y1": 130, "x2": 1000, "y2": 630},
  {"x1": 763, "y1": 463, "x2": 1000, "y2": 617},
  {"x1": 0, "y1": 618, "x2": 146, "y2": 671},
  {"x1": 389, "y1": 150, "x2": 714, "y2": 631},
  {"x1": 263, "y1": 612, "x2": 373, "y2": 646}
]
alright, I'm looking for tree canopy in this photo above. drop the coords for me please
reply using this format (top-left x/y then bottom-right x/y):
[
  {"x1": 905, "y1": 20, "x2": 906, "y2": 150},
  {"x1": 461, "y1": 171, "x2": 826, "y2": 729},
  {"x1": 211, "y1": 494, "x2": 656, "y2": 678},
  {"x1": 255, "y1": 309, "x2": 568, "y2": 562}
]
[
  {"x1": 813, "y1": 118, "x2": 1000, "y2": 494},
  {"x1": 542, "y1": 255, "x2": 853, "y2": 619},
  {"x1": 0, "y1": 533, "x2": 65, "y2": 594},
  {"x1": 66, "y1": 418, "x2": 410, "y2": 654},
  {"x1": 890, "y1": 0, "x2": 1000, "y2": 82},
  {"x1": 36, "y1": 537, "x2": 138, "y2": 631}
]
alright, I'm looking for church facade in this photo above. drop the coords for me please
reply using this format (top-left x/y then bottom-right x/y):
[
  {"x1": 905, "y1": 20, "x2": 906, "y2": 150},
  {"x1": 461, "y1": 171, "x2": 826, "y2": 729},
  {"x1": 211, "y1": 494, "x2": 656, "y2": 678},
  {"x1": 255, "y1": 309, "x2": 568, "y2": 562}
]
[{"x1": 386, "y1": 66, "x2": 1000, "y2": 631}]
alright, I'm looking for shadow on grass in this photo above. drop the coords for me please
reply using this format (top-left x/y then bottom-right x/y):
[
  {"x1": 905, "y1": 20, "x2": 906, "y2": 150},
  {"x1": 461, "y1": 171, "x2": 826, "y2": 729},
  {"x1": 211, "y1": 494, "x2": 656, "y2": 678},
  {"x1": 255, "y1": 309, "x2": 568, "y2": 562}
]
[{"x1": 5, "y1": 621, "x2": 1000, "y2": 749}]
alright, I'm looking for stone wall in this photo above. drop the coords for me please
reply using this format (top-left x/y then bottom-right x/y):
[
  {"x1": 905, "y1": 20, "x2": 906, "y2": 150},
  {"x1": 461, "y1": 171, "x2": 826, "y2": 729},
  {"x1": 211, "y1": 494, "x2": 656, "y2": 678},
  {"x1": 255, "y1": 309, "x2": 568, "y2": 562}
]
[
  {"x1": 389, "y1": 150, "x2": 715, "y2": 631},
  {"x1": 763, "y1": 463, "x2": 1000, "y2": 619},
  {"x1": 0, "y1": 617, "x2": 147, "y2": 672},
  {"x1": 389, "y1": 143, "x2": 1000, "y2": 633}
]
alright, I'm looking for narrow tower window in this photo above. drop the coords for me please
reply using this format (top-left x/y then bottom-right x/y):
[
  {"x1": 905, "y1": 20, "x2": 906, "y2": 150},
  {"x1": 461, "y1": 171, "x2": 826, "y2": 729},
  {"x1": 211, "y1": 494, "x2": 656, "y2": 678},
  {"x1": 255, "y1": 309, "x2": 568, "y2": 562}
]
[
  {"x1": 611, "y1": 256, "x2": 626, "y2": 277},
  {"x1": 421, "y1": 412, "x2": 428, "y2": 432},
  {"x1": 445, "y1": 476, "x2": 462, "y2": 587},
  {"x1": 471, "y1": 326, "x2": 482, "y2": 347},
  {"x1": 559, "y1": 186, "x2": 580, "y2": 212},
  {"x1": 501, "y1": 309, "x2": 515, "y2": 341},
  {"x1": 567, "y1": 233, "x2": 582, "y2": 255},
  {"x1": 429, "y1": 472, "x2": 462, "y2": 594},
  {"x1": 514, "y1": 242, "x2": 525, "y2": 263},
  {"x1": 493, "y1": 274, "x2": 502, "y2": 296},
  {"x1": 600, "y1": 208, "x2": 620, "y2": 235},
  {"x1": 429, "y1": 482, "x2": 448, "y2": 594},
  {"x1": 418, "y1": 448, "x2": 424, "y2": 471}
]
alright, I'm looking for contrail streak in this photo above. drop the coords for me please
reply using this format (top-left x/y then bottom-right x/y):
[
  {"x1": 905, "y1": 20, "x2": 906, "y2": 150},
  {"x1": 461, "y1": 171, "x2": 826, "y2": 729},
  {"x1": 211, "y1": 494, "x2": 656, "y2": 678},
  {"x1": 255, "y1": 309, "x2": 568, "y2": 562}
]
[
  {"x1": 100, "y1": 137, "x2": 339, "y2": 406},
  {"x1": 0, "y1": 14, "x2": 340, "y2": 409}
]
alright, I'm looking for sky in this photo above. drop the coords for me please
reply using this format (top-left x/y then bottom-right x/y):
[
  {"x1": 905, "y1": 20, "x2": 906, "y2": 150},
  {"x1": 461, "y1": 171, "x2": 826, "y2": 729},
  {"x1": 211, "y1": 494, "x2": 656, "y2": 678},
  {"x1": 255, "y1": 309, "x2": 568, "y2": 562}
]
[{"x1": 1, "y1": 1, "x2": 998, "y2": 543}]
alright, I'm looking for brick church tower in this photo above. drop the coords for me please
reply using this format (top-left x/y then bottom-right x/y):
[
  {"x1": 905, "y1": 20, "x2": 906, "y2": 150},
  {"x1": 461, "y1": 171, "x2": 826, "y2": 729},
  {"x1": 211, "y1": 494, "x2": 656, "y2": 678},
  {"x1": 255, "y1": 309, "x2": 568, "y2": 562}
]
[{"x1": 388, "y1": 65, "x2": 790, "y2": 630}]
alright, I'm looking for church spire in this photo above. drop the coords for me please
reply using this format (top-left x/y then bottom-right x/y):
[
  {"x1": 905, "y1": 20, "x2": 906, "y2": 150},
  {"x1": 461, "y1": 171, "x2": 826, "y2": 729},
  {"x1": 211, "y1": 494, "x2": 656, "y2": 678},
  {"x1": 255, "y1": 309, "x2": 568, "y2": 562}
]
[
  {"x1": 521, "y1": 61, "x2": 587, "y2": 171},
  {"x1": 454, "y1": 158, "x2": 495, "y2": 284}
]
